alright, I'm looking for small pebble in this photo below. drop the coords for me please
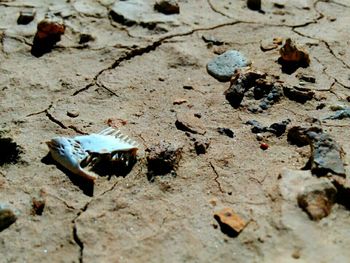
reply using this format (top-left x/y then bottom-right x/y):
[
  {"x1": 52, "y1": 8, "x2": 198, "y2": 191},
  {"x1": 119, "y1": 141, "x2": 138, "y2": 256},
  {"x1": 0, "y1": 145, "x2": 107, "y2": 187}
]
[
  {"x1": 183, "y1": 85, "x2": 193, "y2": 90},
  {"x1": 17, "y1": 9, "x2": 36, "y2": 25},
  {"x1": 154, "y1": 0, "x2": 180, "y2": 15},
  {"x1": 260, "y1": 143, "x2": 269, "y2": 150},
  {"x1": 217, "y1": 128, "x2": 235, "y2": 138},
  {"x1": 247, "y1": 0, "x2": 261, "y2": 11},
  {"x1": 79, "y1": 33, "x2": 94, "y2": 44},
  {"x1": 207, "y1": 50, "x2": 250, "y2": 82},
  {"x1": 256, "y1": 133, "x2": 263, "y2": 141},
  {"x1": 316, "y1": 103, "x2": 326, "y2": 110},
  {"x1": 67, "y1": 110, "x2": 79, "y2": 118}
]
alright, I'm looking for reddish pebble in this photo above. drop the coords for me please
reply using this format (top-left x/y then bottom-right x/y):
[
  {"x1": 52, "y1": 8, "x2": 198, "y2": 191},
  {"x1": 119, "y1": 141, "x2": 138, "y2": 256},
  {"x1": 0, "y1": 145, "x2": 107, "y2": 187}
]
[{"x1": 260, "y1": 143, "x2": 269, "y2": 150}]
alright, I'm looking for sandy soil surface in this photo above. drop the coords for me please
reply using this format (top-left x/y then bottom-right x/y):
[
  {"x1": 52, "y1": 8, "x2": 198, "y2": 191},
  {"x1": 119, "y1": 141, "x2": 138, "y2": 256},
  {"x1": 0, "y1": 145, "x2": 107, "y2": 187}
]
[{"x1": 1, "y1": 0, "x2": 350, "y2": 262}]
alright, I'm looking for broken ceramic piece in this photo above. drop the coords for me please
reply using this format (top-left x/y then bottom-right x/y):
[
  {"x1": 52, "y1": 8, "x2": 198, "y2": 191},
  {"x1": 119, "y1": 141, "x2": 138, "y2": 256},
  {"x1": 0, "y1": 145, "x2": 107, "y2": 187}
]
[{"x1": 214, "y1": 207, "x2": 246, "y2": 237}]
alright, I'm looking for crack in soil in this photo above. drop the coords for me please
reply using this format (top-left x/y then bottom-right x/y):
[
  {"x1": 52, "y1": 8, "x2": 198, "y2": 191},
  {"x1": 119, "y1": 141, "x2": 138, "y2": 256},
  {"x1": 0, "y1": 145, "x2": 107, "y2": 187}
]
[
  {"x1": 71, "y1": 180, "x2": 121, "y2": 262},
  {"x1": 72, "y1": 21, "x2": 245, "y2": 96},
  {"x1": 26, "y1": 103, "x2": 88, "y2": 134},
  {"x1": 207, "y1": 0, "x2": 231, "y2": 18},
  {"x1": 72, "y1": 10, "x2": 334, "y2": 97},
  {"x1": 209, "y1": 161, "x2": 225, "y2": 194}
]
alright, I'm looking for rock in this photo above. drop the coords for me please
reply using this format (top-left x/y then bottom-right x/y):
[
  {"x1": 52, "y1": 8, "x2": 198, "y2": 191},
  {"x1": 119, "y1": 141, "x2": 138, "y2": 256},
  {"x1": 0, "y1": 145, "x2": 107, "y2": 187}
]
[
  {"x1": 31, "y1": 15, "x2": 65, "y2": 57},
  {"x1": 247, "y1": 0, "x2": 261, "y2": 11},
  {"x1": 246, "y1": 119, "x2": 290, "y2": 136},
  {"x1": 173, "y1": 98, "x2": 187, "y2": 105},
  {"x1": 260, "y1": 142, "x2": 269, "y2": 150},
  {"x1": 287, "y1": 126, "x2": 345, "y2": 176},
  {"x1": 217, "y1": 128, "x2": 234, "y2": 138},
  {"x1": 296, "y1": 73, "x2": 316, "y2": 83},
  {"x1": 32, "y1": 189, "x2": 46, "y2": 216},
  {"x1": 330, "y1": 104, "x2": 347, "y2": 111},
  {"x1": 245, "y1": 120, "x2": 267, "y2": 133},
  {"x1": 207, "y1": 50, "x2": 251, "y2": 82},
  {"x1": 17, "y1": 9, "x2": 36, "y2": 25},
  {"x1": 105, "y1": 117, "x2": 128, "y2": 128},
  {"x1": 283, "y1": 86, "x2": 314, "y2": 103},
  {"x1": 256, "y1": 133, "x2": 264, "y2": 141},
  {"x1": 316, "y1": 103, "x2": 326, "y2": 110},
  {"x1": 67, "y1": 110, "x2": 80, "y2": 118},
  {"x1": 110, "y1": 0, "x2": 176, "y2": 28},
  {"x1": 297, "y1": 179, "x2": 337, "y2": 221},
  {"x1": 325, "y1": 108, "x2": 350, "y2": 120},
  {"x1": 175, "y1": 112, "x2": 206, "y2": 135},
  {"x1": 154, "y1": 0, "x2": 180, "y2": 15},
  {"x1": 287, "y1": 126, "x2": 321, "y2": 147},
  {"x1": 307, "y1": 131, "x2": 346, "y2": 177},
  {"x1": 224, "y1": 67, "x2": 265, "y2": 107},
  {"x1": 279, "y1": 169, "x2": 337, "y2": 220},
  {"x1": 194, "y1": 138, "x2": 210, "y2": 155},
  {"x1": 79, "y1": 33, "x2": 95, "y2": 44},
  {"x1": 73, "y1": 0, "x2": 106, "y2": 16},
  {"x1": 260, "y1": 39, "x2": 278, "y2": 52},
  {"x1": 202, "y1": 35, "x2": 224, "y2": 46},
  {"x1": 279, "y1": 38, "x2": 310, "y2": 65},
  {"x1": 0, "y1": 204, "x2": 17, "y2": 231},
  {"x1": 146, "y1": 141, "x2": 182, "y2": 179},
  {"x1": 273, "y1": 37, "x2": 283, "y2": 45},
  {"x1": 0, "y1": 136, "x2": 22, "y2": 166},
  {"x1": 186, "y1": 133, "x2": 210, "y2": 155},
  {"x1": 268, "y1": 119, "x2": 290, "y2": 136},
  {"x1": 226, "y1": 68, "x2": 283, "y2": 110},
  {"x1": 214, "y1": 208, "x2": 246, "y2": 237},
  {"x1": 183, "y1": 85, "x2": 193, "y2": 90},
  {"x1": 278, "y1": 38, "x2": 310, "y2": 73}
]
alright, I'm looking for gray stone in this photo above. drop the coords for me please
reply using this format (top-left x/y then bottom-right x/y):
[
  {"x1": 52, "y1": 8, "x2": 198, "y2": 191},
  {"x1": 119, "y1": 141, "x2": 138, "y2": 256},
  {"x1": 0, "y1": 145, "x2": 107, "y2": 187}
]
[
  {"x1": 109, "y1": 0, "x2": 177, "y2": 27},
  {"x1": 206, "y1": 50, "x2": 250, "y2": 82},
  {"x1": 307, "y1": 131, "x2": 346, "y2": 177},
  {"x1": 325, "y1": 108, "x2": 350, "y2": 120}
]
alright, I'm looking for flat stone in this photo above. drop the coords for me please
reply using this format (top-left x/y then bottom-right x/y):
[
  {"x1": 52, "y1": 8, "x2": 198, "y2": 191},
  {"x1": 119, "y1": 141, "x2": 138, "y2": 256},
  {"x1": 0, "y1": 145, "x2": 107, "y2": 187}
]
[
  {"x1": 260, "y1": 39, "x2": 278, "y2": 52},
  {"x1": 307, "y1": 131, "x2": 346, "y2": 177},
  {"x1": 110, "y1": 0, "x2": 176, "y2": 27},
  {"x1": 207, "y1": 50, "x2": 250, "y2": 82},
  {"x1": 73, "y1": 0, "x2": 106, "y2": 16},
  {"x1": 283, "y1": 86, "x2": 314, "y2": 103},
  {"x1": 175, "y1": 112, "x2": 205, "y2": 135},
  {"x1": 154, "y1": 0, "x2": 180, "y2": 15},
  {"x1": 214, "y1": 207, "x2": 246, "y2": 237},
  {"x1": 325, "y1": 108, "x2": 350, "y2": 120},
  {"x1": 67, "y1": 110, "x2": 80, "y2": 118}
]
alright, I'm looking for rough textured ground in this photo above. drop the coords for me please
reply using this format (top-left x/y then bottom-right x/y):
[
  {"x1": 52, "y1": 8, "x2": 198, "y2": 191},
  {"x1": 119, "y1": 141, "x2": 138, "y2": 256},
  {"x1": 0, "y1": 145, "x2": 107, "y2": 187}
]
[{"x1": 0, "y1": 0, "x2": 350, "y2": 262}]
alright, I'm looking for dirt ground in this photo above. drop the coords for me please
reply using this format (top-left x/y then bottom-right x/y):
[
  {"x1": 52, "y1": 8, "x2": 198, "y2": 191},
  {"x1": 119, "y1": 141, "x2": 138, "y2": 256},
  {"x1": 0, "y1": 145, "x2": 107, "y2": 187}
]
[{"x1": 1, "y1": 0, "x2": 350, "y2": 262}]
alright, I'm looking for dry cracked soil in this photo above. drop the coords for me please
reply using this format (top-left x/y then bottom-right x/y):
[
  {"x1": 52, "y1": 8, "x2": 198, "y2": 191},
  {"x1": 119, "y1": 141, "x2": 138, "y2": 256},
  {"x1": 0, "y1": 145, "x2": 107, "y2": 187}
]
[{"x1": 0, "y1": 0, "x2": 350, "y2": 262}]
